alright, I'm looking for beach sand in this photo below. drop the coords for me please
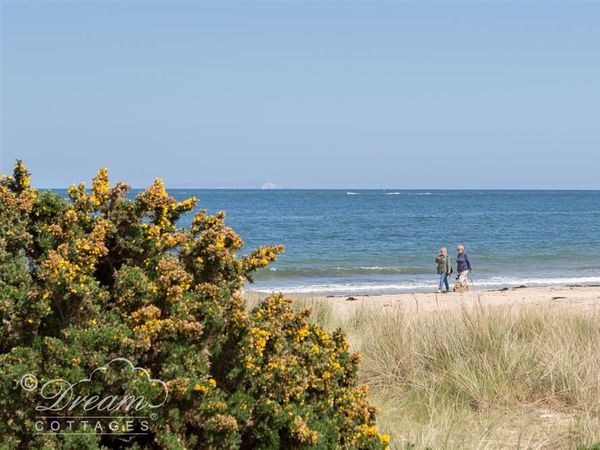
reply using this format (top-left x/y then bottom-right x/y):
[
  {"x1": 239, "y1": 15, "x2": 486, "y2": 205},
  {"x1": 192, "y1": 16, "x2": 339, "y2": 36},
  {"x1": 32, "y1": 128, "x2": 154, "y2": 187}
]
[{"x1": 248, "y1": 285, "x2": 600, "y2": 320}]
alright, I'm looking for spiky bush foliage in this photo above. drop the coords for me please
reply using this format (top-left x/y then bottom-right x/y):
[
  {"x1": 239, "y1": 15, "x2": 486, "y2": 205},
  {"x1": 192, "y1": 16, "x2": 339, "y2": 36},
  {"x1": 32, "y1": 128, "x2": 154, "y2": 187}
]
[{"x1": 0, "y1": 161, "x2": 388, "y2": 449}]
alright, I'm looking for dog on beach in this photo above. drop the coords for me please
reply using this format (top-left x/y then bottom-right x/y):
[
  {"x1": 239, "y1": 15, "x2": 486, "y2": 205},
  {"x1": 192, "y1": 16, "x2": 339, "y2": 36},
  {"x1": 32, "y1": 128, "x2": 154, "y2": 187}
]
[{"x1": 453, "y1": 280, "x2": 469, "y2": 293}]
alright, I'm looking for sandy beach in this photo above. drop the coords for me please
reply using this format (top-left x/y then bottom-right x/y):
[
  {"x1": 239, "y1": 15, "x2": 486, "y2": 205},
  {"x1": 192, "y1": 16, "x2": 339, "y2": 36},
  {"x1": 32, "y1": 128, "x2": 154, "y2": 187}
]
[{"x1": 250, "y1": 285, "x2": 600, "y2": 320}]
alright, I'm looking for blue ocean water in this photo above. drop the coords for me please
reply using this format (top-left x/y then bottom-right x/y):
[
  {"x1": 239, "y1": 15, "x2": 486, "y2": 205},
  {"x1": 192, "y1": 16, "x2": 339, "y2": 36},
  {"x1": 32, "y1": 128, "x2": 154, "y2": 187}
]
[
  {"x1": 54, "y1": 189, "x2": 600, "y2": 294},
  {"x1": 165, "y1": 190, "x2": 600, "y2": 294}
]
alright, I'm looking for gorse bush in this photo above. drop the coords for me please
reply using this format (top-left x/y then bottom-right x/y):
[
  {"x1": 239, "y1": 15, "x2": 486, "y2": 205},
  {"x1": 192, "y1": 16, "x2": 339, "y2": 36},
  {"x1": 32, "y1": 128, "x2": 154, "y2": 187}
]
[{"x1": 0, "y1": 161, "x2": 388, "y2": 449}]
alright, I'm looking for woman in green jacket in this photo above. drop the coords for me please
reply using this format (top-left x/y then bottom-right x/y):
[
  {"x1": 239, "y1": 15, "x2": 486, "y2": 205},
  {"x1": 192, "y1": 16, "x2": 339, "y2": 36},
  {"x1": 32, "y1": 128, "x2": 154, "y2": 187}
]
[{"x1": 435, "y1": 247, "x2": 452, "y2": 293}]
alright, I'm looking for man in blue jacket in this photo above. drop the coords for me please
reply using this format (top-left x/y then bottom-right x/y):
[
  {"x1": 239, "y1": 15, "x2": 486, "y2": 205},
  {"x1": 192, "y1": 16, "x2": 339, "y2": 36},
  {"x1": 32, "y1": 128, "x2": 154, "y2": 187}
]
[{"x1": 456, "y1": 244, "x2": 473, "y2": 287}]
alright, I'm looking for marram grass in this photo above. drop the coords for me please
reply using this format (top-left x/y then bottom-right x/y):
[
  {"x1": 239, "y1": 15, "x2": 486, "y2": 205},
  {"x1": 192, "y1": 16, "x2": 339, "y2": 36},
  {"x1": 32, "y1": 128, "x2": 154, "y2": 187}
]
[{"x1": 285, "y1": 296, "x2": 600, "y2": 449}]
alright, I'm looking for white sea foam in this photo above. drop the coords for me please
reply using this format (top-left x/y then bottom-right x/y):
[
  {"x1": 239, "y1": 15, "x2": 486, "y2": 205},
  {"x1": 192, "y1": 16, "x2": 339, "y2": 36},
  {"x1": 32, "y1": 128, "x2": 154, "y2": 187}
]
[
  {"x1": 472, "y1": 276, "x2": 600, "y2": 287},
  {"x1": 346, "y1": 191, "x2": 435, "y2": 196},
  {"x1": 385, "y1": 192, "x2": 433, "y2": 196},
  {"x1": 253, "y1": 283, "x2": 432, "y2": 294},
  {"x1": 251, "y1": 275, "x2": 600, "y2": 294}
]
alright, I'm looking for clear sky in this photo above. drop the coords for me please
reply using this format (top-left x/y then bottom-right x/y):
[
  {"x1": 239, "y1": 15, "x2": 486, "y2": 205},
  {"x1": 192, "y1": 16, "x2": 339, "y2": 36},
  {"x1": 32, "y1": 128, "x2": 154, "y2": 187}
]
[{"x1": 1, "y1": 1, "x2": 599, "y2": 189}]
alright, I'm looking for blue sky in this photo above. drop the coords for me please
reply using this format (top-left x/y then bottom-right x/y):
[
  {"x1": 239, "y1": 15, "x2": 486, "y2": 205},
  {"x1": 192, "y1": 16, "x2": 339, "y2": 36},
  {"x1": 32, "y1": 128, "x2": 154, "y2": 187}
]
[{"x1": 1, "y1": 1, "x2": 599, "y2": 189}]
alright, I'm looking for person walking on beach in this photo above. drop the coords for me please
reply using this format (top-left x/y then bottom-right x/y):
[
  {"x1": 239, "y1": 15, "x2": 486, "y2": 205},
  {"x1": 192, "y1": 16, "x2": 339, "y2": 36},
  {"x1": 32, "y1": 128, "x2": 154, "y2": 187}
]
[
  {"x1": 435, "y1": 247, "x2": 452, "y2": 293},
  {"x1": 455, "y1": 244, "x2": 473, "y2": 290}
]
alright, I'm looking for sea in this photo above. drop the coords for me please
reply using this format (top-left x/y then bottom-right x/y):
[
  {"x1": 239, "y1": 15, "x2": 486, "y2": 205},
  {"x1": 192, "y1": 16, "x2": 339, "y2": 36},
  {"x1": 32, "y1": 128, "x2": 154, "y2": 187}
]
[
  {"x1": 56, "y1": 189, "x2": 600, "y2": 295},
  {"x1": 168, "y1": 189, "x2": 600, "y2": 295}
]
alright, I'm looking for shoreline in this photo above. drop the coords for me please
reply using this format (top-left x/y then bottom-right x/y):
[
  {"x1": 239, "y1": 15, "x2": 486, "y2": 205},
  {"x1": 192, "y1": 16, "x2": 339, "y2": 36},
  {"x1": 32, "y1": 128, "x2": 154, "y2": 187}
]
[{"x1": 248, "y1": 275, "x2": 600, "y2": 296}]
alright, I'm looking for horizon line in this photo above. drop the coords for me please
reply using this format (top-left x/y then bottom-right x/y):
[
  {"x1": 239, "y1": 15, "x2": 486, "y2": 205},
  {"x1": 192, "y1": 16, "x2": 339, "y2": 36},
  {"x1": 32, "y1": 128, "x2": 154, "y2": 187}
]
[{"x1": 35, "y1": 187, "x2": 600, "y2": 192}]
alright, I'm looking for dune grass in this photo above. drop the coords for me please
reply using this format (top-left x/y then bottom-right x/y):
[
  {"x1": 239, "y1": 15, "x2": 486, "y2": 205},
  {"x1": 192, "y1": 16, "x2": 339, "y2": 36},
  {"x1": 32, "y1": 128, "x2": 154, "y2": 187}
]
[{"x1": 282, "y1": 295, "x2": 600, "y2": 449}]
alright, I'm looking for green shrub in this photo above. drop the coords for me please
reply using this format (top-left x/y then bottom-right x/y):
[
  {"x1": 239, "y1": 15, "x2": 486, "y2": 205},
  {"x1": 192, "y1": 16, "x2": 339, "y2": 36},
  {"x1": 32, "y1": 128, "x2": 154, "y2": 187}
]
[{"x1": 0, "y1": 161, "x2": 388, "y2": 449}]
